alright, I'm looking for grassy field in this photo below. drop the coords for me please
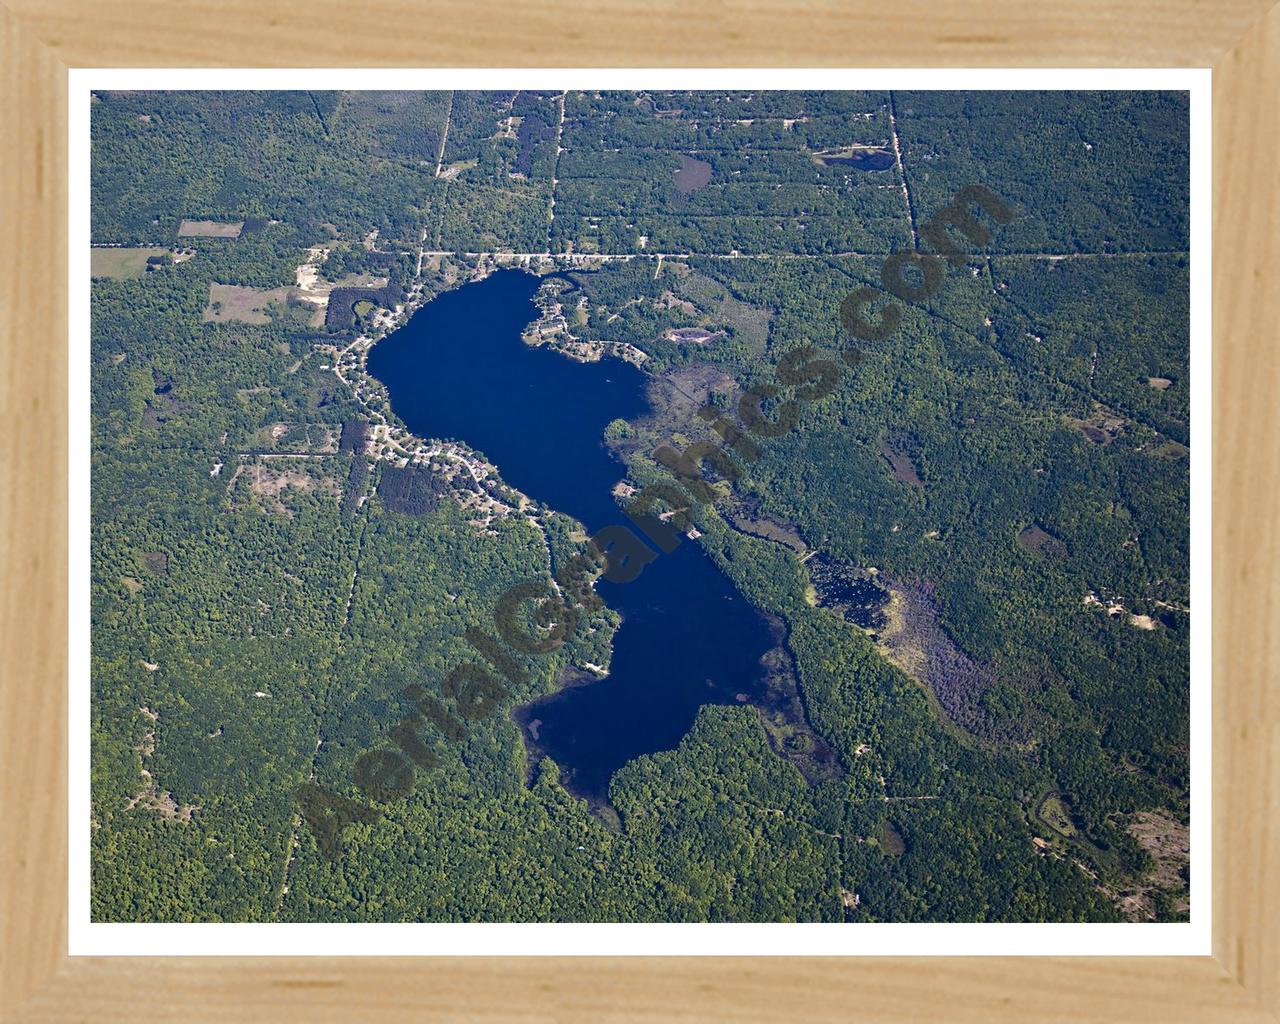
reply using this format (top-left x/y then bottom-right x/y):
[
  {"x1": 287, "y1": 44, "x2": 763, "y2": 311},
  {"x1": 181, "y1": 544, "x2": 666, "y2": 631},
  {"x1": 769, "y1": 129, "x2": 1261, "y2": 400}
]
[
  {"x1": 90, "y1": 247, "x2": 167, "y2": 280},
  {"x1": 178, "y1": 219, "x2": 243, "y2": 238},
  {"x1": 203, "y1": 283, "x2": 322, "y2": 327},
  {"x1": 1037, "y1": 794, "x2": 1079, "y2": 837}
]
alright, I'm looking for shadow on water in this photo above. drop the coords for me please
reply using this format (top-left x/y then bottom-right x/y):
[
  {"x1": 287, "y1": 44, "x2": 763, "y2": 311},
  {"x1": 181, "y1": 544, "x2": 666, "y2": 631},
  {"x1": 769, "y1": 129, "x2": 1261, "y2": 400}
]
[
  {"x1": 367, "y1": 269, "x2": 833, "y2": 806},
  {"x1": 815, "y1": 148, "x2": 896, "y2": 172}
]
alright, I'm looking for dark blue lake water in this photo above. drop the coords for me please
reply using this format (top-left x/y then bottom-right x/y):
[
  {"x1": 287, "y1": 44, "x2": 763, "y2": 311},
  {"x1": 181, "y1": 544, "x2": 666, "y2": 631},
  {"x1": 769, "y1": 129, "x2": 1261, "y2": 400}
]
[{"x1": 366, "y1": 269, "x2": 774, "y2": 802}]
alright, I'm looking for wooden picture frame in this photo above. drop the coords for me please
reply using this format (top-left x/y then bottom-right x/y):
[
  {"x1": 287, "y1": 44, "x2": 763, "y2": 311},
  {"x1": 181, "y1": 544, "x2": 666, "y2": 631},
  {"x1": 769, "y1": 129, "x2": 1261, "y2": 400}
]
[{"x1": 2, "y1": 2, "x2": 1276, "y2": 1019}]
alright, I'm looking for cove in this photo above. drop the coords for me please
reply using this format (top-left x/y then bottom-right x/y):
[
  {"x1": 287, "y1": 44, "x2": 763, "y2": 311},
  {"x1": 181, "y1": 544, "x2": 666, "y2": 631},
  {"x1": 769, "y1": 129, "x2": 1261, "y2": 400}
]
[{"x1": 366, "y1": 269, "x2": 777, "y2": 803}]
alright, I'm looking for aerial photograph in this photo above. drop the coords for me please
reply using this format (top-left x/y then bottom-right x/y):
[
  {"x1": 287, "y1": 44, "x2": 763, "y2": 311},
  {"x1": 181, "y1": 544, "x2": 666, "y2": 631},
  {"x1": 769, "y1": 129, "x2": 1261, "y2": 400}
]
[{"x1": 89, "y1": 88, "x2": 1191, "y2": 924}]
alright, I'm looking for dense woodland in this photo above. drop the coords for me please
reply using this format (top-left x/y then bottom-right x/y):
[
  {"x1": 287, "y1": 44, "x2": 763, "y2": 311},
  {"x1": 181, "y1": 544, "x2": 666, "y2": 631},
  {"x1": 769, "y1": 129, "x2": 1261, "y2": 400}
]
[{"x1": 90, "y1": 90, "x2": 1190, "y2": 923}]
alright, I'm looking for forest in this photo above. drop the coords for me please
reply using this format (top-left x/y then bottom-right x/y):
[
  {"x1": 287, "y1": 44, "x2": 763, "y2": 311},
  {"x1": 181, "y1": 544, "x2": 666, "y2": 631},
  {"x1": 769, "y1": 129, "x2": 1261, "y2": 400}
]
[{"x1": 89, "y1": 89, "x2": 1191, "y2": 924}]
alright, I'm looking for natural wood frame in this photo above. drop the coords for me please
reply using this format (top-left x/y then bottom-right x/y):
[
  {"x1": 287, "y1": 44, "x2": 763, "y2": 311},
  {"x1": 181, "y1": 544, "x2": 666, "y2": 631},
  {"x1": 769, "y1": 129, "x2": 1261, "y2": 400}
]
[{"x1": 2, "y1": 2, "x2": 1277, "y2": 1019}]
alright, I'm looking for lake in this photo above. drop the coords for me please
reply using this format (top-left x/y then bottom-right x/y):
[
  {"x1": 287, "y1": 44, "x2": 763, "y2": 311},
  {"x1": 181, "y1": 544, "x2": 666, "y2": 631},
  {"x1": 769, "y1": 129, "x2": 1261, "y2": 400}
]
[
  {"x1": 366, "y1": 269, "x2": 778, "y2": 802},
  {"x1": 674, "y1": 155, "x2": 713, "y2": 194}
]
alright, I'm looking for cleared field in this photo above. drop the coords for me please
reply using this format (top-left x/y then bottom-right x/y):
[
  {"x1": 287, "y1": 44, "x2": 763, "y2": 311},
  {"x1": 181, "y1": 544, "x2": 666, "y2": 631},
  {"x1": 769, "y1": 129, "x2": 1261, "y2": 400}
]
[
  {"x1": 247, "y1": 422, "x2": 339, "y2": 453},
  {"x1": 90, "y1": 247, "x2": 167, "y2": 279},
  {"x1": 203, "y1": 283, "x2": 323, "y2": 327},
  {"x1": 178, "y1": 218, "x2": 244, "y2": 238},
  {"x1": 231, "y1": 457, "x2": 343, "y2": 517},
  {"x1": 1037, "y1": 793, "x2": 1078, "y2": 837}
]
